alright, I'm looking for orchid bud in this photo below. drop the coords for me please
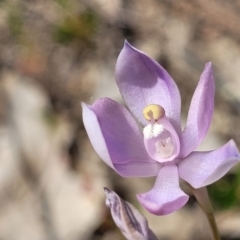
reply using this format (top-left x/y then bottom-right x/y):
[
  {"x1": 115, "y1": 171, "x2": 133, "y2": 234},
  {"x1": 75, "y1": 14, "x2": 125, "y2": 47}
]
[{"x1": 104, "y1": 187, "x2": 158, "y2": 240}]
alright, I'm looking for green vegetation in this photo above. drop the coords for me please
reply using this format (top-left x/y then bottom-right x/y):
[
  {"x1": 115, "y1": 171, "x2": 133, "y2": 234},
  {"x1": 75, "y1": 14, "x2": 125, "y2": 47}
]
[
  {"x1": 7, "y1": 7, "x2": 23, "y2": 37},
  {"x1": 54, "y1": 9, "x2": 98, "y2": 44},
  {"x1": 208, "y1": 167, "x2": 240, "y2": 210}
]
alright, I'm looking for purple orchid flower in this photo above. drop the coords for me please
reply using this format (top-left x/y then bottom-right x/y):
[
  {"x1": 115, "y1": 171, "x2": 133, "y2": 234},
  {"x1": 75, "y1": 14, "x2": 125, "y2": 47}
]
[{"x1": 82, "y1": 41, "x2": 240, "y2": 215}]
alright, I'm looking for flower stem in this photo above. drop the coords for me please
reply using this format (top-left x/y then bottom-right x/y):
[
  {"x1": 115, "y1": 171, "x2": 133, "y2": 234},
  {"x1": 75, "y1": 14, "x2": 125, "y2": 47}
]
[{"x1": 191, "y1": 187, "x2": 220, "y2": 240}]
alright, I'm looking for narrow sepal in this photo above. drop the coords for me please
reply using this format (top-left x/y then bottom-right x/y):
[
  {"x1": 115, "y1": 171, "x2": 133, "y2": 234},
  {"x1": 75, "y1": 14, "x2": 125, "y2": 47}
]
[{"x1": 180, "y1": 63, "x2": 215, "y2": 157}]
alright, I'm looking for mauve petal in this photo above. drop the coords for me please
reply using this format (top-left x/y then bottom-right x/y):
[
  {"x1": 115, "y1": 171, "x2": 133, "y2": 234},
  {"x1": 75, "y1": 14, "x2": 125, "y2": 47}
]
[
  {"x1": 178, "y1": 140, "x2": 240, "y2": 189},
  {"x1": 82, "y1": 98, "x2": 161, "y2": 177},
  {"x1": 115, "y1": 41, "x2": 181, "y2": 132},
  {"x1": 137, "y1": 163, "x2": 189, "y2": 215},
  {"x1": 180, "y1": 63, "x2": 215, "y2": 158}
]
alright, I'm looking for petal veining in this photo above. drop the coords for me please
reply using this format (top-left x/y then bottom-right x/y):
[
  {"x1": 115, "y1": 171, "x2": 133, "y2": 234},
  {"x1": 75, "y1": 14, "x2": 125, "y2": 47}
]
[
  {"x1": 180, "y1": 63, "x2": 215, "y2": 158},
  {"x1": 104, "y1": 188, "x2": 158, "y2": 240},
  {"x1": 115, "y1": 41, "x2": 181, "y2": 132},
  {"x1": 137, "y1": 163, "x2": 189, "y2": 215},
  {"x1": 178, "y1": 140, "x2": 240, "y2": 189},
  {"x1": 82, "y1": 98, "x2": 161, "y2": 177}
]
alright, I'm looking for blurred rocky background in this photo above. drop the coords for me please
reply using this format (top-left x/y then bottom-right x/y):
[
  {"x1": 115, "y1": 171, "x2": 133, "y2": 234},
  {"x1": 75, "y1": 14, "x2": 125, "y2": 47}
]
[{"x1": 0, "y1": 0, "x2": 240, "y2": 239}]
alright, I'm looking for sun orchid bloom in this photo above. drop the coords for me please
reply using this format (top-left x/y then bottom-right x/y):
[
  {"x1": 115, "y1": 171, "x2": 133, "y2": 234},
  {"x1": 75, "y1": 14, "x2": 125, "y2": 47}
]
[{"x1": 82, "y1": 41, "x2": 240, "y2": 215}]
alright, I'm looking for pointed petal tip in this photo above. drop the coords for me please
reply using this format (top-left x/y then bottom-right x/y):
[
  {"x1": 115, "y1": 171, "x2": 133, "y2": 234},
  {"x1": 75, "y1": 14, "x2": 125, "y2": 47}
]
[
  {"x1": 123, "y1": 39, "x2": 135, "y2": 52},
  {"x1": 228, "y1": 139, "x2": 240, "y2": 157},
  {"x1": 103, "y1": 188, "x2": 116, "y2": 208},
  {"x1": 124, "y1": 39, "x2": 133, "y2": 47},
  {"x1": 81, "y1": 101, "x2": 92, "y2": 111},
  {"x1": 81, "y1": 101, "x2": 86, "y2": 108},
  {"x1": 122, "y1": 40, "x2": 142, "y2": 55},
  {"x1": 124, "y1": 39, "x2": 130, "y2": 45},
  {"x1": 205, "y1": 62, "x2": 213, "y2": 70},
  {"x1": 103, "y1": 187, "x2": 111, "y2": 195},
  {"x1": 81, "y1": 102, "x2": 92, "y2": 116}
]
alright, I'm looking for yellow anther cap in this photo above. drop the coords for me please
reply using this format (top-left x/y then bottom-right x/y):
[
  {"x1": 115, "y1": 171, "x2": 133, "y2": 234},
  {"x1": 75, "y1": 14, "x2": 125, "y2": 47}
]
[{"x1": 142, "y1": 104, "x2": 165, "y2": 121}]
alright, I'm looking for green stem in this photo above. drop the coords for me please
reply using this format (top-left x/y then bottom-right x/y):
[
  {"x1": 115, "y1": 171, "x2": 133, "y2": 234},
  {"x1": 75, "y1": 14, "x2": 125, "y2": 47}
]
[{"x1": 191, "y1": 187, "x2": 220, "y2": 240}]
